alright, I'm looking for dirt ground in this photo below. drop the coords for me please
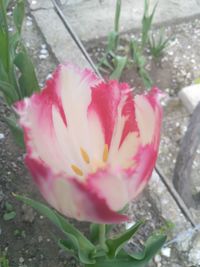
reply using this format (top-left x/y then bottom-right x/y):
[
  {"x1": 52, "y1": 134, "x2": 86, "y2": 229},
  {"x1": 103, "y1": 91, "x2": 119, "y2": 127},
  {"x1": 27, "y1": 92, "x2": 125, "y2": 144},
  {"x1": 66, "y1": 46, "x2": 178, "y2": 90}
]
[{"x1": 1, "y1": 4, "x2": 200, "y2": 267}]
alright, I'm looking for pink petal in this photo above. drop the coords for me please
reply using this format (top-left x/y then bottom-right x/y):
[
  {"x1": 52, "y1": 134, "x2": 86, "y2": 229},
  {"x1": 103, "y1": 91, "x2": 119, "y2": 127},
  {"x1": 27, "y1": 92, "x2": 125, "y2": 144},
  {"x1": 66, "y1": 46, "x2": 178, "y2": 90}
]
[
  {"x1": 127, "y1": 87, "x2": 163, "y2": 198},
  {"x1": 88, "y1": 80, "x2": 121, "y2": 148},
  {"x1": 26, "y1": 156, "x2": 127, "y2": 223},
  {"x1": 15, "y1": 61, "x2": 163, "y2": 224},
  {"x1": 15, "y1": 63, "x2": 101, "y2": 175}
]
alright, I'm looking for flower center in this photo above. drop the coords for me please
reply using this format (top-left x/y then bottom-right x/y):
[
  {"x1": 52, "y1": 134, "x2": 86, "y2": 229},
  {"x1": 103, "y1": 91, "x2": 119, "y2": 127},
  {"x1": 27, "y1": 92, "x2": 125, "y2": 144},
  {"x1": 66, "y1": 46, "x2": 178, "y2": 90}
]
[{"x1": 70, "y1": 144, "x2": 108, "y2": 177}]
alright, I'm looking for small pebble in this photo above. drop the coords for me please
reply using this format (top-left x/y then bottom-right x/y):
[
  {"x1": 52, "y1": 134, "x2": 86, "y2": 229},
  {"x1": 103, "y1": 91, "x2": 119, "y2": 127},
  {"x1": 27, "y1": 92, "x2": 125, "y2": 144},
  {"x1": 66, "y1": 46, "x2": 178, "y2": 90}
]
[
  {"x1": 0, "y1": 133, "x2": 5, "y2": 140},
  {"x1": 40, "y1": 48, "x2": 48, "y2": 55},
  {"x1": 154, "y1": 254, "x2": 161, "y2": 263},
  {"x1": 19, "y1": 257, "x2": 24, "y2": 263},
  {"x1": 39, "y1": 54, "x2": 48, "y2": 59},
  {"x1": 161, "y1": 247, "x2": 171, "y2": 258},
  {"x1": 41, "y1": 44, "x2": 47, "y2": 49},
  {"x1": 46, "y1": 74, "x2": 52, "y2": 80},
  {"x1": 38, "y1": 236, "x2": 43, "y2": 243},
  {"x1": 125, "y1": 221, "x2": 136, "y2": 230},
  {"x1": 26, "y1": 20, "x2": 33, "y2": 26}
]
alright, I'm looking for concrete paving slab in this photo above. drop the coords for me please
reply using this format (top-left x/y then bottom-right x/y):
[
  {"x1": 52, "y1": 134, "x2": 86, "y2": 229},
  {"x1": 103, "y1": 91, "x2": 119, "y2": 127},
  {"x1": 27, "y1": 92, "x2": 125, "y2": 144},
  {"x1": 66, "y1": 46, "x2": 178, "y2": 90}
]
[
  {"x1": 179, "y1": 84, "x2": 200, "y2": 114},
  {"x1": 28, "y1": 0, "x2": 90, "y2": 67},
  {"x1": 61, "y1": 0, "x2": 200, "y2": 42}
]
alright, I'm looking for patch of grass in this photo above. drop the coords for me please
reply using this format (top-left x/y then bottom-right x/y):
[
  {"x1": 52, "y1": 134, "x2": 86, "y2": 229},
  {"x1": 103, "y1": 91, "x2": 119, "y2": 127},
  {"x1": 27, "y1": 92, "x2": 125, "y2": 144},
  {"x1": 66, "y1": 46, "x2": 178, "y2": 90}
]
[
  {"x1": 149, "y1": 30, "x2": 171, "y2": 58},
  {"x1": 0, "y1": 252, "x2": 10, "y2": 267},
  {"x1": 141, "y1": 0, "x2": 158, "y2": 49},
  {"x1": 3, "y1": 201, "x2": 16, "y2": 221}
]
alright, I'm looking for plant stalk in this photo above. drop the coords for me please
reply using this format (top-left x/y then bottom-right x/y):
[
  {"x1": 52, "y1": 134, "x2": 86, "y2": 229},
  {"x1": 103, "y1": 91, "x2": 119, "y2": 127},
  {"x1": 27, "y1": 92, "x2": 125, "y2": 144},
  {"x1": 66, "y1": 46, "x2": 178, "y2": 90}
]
[
  {"x1": 114, "y1": 0, "x2": 121, "y2": 33},
  {"x1": 99, "y1": 224, "x2": 107, "y2": 251}
]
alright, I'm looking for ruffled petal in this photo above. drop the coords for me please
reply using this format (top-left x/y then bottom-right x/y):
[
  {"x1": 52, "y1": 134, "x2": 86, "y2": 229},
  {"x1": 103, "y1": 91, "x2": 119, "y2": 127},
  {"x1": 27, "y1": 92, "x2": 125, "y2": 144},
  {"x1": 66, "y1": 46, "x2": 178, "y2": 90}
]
[
  {"x1": 15, "y1": 61, "x2": 163, "y2": 224},
  {"x1": 26, "y1": 156, "x2": 127, "y2": 223},
  {"x1": 127, "y1": 87, "x2": 163, "y2": 199},
  {"x1": 15, "y1": 64, "x2": 101, "y2": 176}
]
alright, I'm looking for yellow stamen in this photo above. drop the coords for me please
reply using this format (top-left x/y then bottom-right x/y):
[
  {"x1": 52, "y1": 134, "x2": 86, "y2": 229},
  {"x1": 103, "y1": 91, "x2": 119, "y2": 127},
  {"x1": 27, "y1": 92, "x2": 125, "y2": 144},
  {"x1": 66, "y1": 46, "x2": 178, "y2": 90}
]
[
  {"x1": 103, "y1": 144, "x2": 109, "y2": 162},
  {"x1": 80, "y1": 147, "x2": 90, "y2": 164},
  {"x1": 71, "y1": 164, "x2": 83, "y2": 176}
]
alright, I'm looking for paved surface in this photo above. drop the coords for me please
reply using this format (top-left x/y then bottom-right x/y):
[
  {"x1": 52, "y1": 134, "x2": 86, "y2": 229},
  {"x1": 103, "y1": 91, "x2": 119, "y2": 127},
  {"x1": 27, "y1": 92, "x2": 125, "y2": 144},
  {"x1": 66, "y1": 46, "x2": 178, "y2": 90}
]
[
  {"x1": 28, "y1": 0, "x2": 90, "y2": 67},
  {"x1": 28, "y1": 0, "x2": 200, "y2": 61},
  {"x1": 60, "y1": 0, "x2": 200, "y2": 41}
]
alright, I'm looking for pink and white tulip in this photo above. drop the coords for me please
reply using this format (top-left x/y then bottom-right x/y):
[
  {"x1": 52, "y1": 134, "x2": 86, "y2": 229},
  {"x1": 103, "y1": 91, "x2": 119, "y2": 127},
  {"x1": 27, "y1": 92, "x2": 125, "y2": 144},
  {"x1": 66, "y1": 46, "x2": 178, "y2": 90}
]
[{"x1": 15, "y1": 63, "x2": 163, "y2": 224}]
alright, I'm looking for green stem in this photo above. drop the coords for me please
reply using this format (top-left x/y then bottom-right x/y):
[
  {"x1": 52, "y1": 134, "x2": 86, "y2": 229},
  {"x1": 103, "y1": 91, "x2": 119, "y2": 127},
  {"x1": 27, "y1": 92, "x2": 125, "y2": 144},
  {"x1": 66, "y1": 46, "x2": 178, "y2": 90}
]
[
  {"x1": 99, "y1": 224, "x2": 107, "y2": 251},
  {"x1": 114, "y1": 0, "x2": 121, "y2": 32}
]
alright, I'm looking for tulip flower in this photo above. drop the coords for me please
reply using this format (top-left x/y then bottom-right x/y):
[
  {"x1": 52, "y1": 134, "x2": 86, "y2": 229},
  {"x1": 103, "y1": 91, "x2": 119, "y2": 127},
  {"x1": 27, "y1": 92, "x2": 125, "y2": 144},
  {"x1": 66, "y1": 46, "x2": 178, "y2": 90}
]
[{"x1": 15, "y1": 63, "x2": 163, "y2": 224}]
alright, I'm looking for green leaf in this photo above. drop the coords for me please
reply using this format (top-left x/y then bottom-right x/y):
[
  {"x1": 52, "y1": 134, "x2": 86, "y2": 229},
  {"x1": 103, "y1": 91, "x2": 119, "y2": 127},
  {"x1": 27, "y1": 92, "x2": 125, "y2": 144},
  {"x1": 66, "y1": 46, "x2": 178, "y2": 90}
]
[
  {"x1": 3, "y1": 211, "x2": 16, "y2": 221},
  {"x1": 14, "y1": 50, "x2": 40, "y2": 97},
  {"x1": 58, "y1": 239, "x2": 78, "y2": 257},
  {"x1": 15, "y1": 195, "x2": 96, "y2": 264},
  {"x1": 114, "y1": 0, "x2": 121, "y2": 33},
  {"x1": 0, "y1": 28, "x2": 9, "y2": 73},
  {"x1": 86, "y1": 234, "x2": 166, "y2": 267},
  {"x1": 9, "y1": 32, "x2": 20, "y2": 60},
  {"x1": 140, "y1": 234, "x2": 166, "y2": 263},
  {"x1": 98, "y1": 55, "x2": 114, "y2": 71},
  {"x1": 106, "y1": 221, "x2": 143, "y2": 258},
  {"x1": 3, "y1": 0, "x2": 10, "y2": 9},
  {"x1": 139, "y1": 68, "x2": 153, "y2": 89},
  {"x1": 107, "y1": 31, "x2": 119, "y2": 52},
  {"x1": 4, "y1": 116, "x2": 24, "y2": 148},
  {"x1": 5, "y1": 201, "x2": 13, "y2": 212},
  {"x1": 110, "y1": 56, "x2": 127, "y2": 80},
  {"x1": 0, "y1": 0, "x2": 9, "y2": 73},
  {"x1": 13, "y1": 0, "x2": 25, "y2": 33},
  {"x1": 0, "y1": 251, "x2": 9, "y2": 267},
  {"x1": 89, "y1": 224, "x2": 100, "y2": 244},
  {"x1": 130, "y1": 39, "x2": 145, "y2": 68},
  {"x1": 0, "y1": 80, "x2": 19, "y2": 104},
  {"x1": 142, "y1": 0, "x2": 158, "y2": 49},
  {"x1": 0, "y1": 61, "x2": 9, "y2": 82}
]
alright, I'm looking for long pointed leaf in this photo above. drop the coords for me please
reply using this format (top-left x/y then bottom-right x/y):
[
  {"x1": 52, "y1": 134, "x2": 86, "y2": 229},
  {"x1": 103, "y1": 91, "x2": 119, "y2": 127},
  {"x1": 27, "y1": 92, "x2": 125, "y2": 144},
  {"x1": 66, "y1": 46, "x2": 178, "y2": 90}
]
[
  {"x1": 86, "y1": 234, "x2": 166, "y2": 267},
  {"x1": 14, "y1": 50, "x2": 40, "y2": 97},
  {"x1": 13, "y1": 0, "x2": 25, "y2": 33},
  {"x1": 3, "y1": 0, "x2": 10, "y2": 9},
  {"x1": 106, "y1": 221, "x2": 143, "y2": 258},
  {"x1": 0, "y1": 81, "x2": 18, "y2": 104},
  {"x1": 0, "y1": 0, "x2": 9, "y2": 72},
  {"x1": 0, "y1": 28, "x2": 9, "y2": 73},
  {"x1": 110, "y1": 56, "x2": 127, "y2": 80},
  {"x1": 15, "y1": 195, "x2": 96, "y2": 264}
]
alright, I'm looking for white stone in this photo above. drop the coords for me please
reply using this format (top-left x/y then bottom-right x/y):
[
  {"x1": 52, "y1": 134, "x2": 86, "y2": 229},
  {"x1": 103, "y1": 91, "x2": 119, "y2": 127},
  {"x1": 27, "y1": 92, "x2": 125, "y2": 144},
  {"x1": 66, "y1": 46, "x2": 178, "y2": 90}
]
[
  {"x1": 154, "y1": 254, "x2": 161, "y2": 263},
  {"x1": 125, "y1": 221, "x2": 136, "y2": 230},
  {"x1": 179, "y1": 84, "x2": 200, "y2": 113},
  {"x1": 161, "y1": 247, "x2": 171, "y2": 258},
  {"x1": 39, "y1": 54, "x2": 48, "y2": 59},
  {"x1": 0, "y1": 133, "x2": 5, "y2": 140}
]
